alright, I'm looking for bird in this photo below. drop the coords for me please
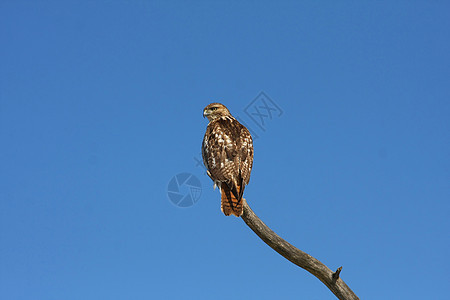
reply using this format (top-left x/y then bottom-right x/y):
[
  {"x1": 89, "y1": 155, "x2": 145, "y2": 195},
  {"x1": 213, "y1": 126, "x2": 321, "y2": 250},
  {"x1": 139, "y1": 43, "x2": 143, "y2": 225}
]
[{"x1": 202, "y1": 103, "x2": 254, "y2": 217}]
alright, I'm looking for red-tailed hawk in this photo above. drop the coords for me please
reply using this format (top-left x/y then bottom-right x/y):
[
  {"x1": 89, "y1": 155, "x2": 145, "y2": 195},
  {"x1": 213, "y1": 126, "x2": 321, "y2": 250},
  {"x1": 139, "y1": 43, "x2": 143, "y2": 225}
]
[{"x1": 202, "y1": 103, "x2": 254, "y2": 217}]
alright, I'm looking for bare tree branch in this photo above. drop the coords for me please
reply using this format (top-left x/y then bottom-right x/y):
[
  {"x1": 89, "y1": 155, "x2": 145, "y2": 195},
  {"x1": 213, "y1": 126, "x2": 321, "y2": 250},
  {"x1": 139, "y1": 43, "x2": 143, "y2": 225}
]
[{"x1": 241, "y1": 200, "x2": 359, "y2": 300}]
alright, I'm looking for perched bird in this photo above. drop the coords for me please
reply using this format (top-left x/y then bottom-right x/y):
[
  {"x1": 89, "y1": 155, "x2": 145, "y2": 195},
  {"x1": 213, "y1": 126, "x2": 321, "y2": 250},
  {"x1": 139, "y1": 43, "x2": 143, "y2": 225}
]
[{"x1": 202, "y1": 103, "x2": 254, "y2": 217}]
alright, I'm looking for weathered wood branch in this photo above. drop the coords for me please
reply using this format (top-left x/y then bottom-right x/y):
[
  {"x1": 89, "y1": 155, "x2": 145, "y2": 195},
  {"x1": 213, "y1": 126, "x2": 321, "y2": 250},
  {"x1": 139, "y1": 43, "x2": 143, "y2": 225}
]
[{"x1": 241, "y1": 200, "x2": 359, "y2": 300}]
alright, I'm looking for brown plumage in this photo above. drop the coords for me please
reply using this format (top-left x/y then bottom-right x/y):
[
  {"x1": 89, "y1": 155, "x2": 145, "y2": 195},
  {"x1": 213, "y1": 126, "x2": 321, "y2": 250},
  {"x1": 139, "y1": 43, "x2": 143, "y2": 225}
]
[
  {"x1": 202, "y1": 103, "x2": 254, "y2": 217},
  {"x1": 220, "y1": 184, "x2": 243, "y2": 216}
]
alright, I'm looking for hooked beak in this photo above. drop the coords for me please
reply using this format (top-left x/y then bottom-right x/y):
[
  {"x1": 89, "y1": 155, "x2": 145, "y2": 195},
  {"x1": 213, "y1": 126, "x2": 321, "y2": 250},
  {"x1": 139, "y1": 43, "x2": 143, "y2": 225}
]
[{"x1": 203, "y1": 109, "x2": 210, "y2": 118}]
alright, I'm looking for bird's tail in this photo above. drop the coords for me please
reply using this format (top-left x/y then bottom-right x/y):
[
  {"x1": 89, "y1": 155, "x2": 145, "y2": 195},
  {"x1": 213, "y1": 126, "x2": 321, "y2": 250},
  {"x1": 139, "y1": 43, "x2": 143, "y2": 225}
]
[{"x1": 221, "y1": 183, "x2": 243, "y2": 217}]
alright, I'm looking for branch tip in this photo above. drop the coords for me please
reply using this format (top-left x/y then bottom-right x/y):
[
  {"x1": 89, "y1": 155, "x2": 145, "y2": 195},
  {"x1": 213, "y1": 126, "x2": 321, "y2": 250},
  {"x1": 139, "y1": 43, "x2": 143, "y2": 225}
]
[{"x1": 333, "y1": 266, "x2": 343, "y2": 280}]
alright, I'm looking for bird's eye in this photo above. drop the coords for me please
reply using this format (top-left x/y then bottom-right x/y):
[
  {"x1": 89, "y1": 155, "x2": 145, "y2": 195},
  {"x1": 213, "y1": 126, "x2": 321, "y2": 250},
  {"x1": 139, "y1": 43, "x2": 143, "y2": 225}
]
[{"x1": 211, "y1": 107, "x2": 218, "y2": 111}]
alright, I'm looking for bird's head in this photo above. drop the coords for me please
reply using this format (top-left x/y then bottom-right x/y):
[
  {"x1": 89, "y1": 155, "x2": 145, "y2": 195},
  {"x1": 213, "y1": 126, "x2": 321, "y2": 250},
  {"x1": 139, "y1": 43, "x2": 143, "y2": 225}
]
[{"x1": 203, "y1": 103, "x2": 231, "y2": 121}]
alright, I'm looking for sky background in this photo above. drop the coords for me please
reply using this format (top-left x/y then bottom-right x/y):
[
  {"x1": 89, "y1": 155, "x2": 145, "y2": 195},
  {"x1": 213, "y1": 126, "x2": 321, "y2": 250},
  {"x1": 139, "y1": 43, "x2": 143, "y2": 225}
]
[{"x1": 1, "y1": 1, "x2": 449, "y2": 299}]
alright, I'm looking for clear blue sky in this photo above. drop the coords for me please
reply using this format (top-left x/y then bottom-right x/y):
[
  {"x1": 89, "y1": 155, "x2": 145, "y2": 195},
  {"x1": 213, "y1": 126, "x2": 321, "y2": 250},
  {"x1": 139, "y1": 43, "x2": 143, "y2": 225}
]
[{"x1": 1, "y1": 1, "x2": 449, "y2": 299}]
